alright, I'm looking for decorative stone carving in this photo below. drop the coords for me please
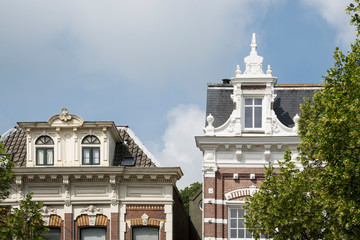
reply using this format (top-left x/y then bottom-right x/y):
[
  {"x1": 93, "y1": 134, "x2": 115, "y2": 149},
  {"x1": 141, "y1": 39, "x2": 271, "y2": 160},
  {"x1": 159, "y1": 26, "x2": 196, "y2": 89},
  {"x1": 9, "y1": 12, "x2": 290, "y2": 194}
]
[
  {"x1": 81, "y1": 205, "x2": 103, "y2": 214},
  {"x1": 63, "y1": 176, "x2": 70, "y2": 206},
  {"x1": 59, "y1": 108, "x2": 72, "y2": 122},
  {"x1": 203, "y1": 114, "x2": 215, "y2": 136},
  {"x1": 141, "y1": 213, "x2": 149, "y2": 226},
  {"x1": 81, "y1": 205, "x2": 103, "y2": 226},
  {"x1": 41, "y1": 206, "x2": 57, "y2": 226},
  {"x1": 110, "y1": 175, "x2": 117, "y2": 206},
  {"x1": 16, "y1": 176, "x2": 23, "y2": 199}
]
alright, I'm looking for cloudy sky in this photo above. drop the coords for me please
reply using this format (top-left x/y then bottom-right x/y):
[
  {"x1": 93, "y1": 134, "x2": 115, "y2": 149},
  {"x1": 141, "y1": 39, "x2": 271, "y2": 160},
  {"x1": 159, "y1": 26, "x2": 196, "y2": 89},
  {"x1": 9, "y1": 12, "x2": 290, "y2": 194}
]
[{"x1": 0, "y1": 0, "x2": 356, "y2": 189}]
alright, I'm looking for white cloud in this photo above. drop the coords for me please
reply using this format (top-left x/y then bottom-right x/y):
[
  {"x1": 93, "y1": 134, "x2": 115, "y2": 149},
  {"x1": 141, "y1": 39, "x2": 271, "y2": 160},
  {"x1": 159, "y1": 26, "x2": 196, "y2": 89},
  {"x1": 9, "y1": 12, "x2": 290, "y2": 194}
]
[
  {"x1": 300, "y1": 0, "x2": 355, "y2": 46},
  {"x1": 0, "y1": 0, "x2": 280, "y2": 87},
  {"x1": 152, "y1": 104, "x2": 205, "y2": 190}
]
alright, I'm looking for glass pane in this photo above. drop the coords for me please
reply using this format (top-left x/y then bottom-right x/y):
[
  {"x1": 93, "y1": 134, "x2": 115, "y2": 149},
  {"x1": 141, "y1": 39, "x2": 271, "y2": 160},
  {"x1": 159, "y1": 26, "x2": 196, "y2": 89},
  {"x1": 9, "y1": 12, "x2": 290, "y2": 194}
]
[
  {"x1": 230, "y1": 229, "x2": 237, "y2": 238},
  {"x1": 37, "y1": 149, "x2": 44, "y2": 165},
  {"x1": 42, "y1": 228, "x2": 61, "y2": 240},
  {"x1": 238, "y1": 219, "x2": 244, "y2": 228},
  {"x1": 255, "y1": 107, "x2": 262, "y2": 128},
  {"x1": 238, "y1": 229, "x2": 244, "y2": 238},
  {"x1": 231, "y1": 219, "x2": 237, "y2": 228},
  {"x1": 246, "y1": 230, "x2": 253, "y2": 238},
  {"x1": 83, "y1": 149, "x2": 90, "y2": 164},
  {"x1": 254, "y1": 98, "x2": 262, "y2": 105},
  {"x1": 47, "y1": 149, "x2": 54, "y2": 165},
  {"x1": 245, "y1": 98, "x2": 253, "y2": 105},
  {"x1": 80, "y1": 228, "x2": 106, "y2": 240},
  {"x1": 245, "y1": 107, "x2": 253, "y2": 128},
  {"x1": 238, "y1": 208, "x2": 245, "y2": 218},
  {"x1": 231, "y1": 209, "x2": 237, "y2": 218},
  {"x1": 93, "y1": 148, "x2": 100, "y2": 164},
  {"x1": 132, "y1": 227, "x2": 159, "y2": 240}
]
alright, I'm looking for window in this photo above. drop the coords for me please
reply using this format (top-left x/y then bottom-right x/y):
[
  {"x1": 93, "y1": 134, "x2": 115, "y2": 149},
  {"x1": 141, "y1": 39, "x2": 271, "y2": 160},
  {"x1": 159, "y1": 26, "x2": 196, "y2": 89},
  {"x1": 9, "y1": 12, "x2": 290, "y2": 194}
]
[
  {"x1": 82, "y1": 135, "x2": 100, "y2": 165},
  {"x1": 132, "y1": 227, "x2": 159, "y2": 240},
  {"x1": 229, "y1": 207, "x2": 265, "y2": 239},
  {"x1": 41, "y1": 227, "x2": 61, "y2": 240},
  {"x1": 244, "y1": 98, "x2": 262, "y2": 128},
  {"x1": 80, "y1": 227, "x2": 106, "y2": 240},
  {"x1": 35, "y1": 136, "x2": 54, "y2": 165}
]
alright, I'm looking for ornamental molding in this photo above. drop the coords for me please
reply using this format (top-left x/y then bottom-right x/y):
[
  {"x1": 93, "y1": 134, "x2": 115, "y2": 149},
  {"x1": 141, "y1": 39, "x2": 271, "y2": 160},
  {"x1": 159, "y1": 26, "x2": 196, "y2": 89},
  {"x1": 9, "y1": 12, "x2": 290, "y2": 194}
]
[
  {"x1": 47, "y1": 108, "x2": 84, "y2": 127},
  {"x1": 81, "y1": 205, "x2": 103, "y2": 226},
  {"x1": 225, "y1": 186, "x2": 258, "y2": 200},
  {"x1": 41, "y1": 206, "x2": 57, "y2": 225}
]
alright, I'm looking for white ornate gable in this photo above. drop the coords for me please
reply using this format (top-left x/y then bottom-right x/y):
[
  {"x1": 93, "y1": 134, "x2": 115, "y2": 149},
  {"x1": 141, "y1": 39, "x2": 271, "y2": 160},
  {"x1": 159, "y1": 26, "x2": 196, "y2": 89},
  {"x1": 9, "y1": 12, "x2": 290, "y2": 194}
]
[
  {"x1": 204, "y1": 33, "x2": 298, "y2": 137},
  {"x1": 47, "y1": 108, "x2": 84, "y2": 128}
]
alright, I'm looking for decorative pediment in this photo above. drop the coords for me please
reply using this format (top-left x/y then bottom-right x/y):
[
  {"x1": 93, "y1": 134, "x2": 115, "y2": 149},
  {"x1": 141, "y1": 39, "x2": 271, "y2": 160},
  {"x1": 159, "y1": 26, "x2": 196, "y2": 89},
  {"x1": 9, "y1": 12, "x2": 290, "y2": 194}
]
[
  {"x1": 225, "y1": 186, "x2": 258, "y2": 200},
  {"x1": 47, "y1": 108, "x2": 84, "y2": 127}
]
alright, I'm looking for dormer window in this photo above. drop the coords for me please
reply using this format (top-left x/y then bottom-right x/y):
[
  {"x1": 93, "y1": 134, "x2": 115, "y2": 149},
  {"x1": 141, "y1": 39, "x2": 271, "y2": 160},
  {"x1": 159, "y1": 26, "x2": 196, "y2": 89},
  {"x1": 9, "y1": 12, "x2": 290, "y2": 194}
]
[
  {"x1": 82, "y1": 135, "x2": 100, "y2": 165},
  {"x1": 244, "y1": 98, "x2": 262, "y2": 128},
  {"x1": 35, "y1": 136, "x2": 54, "y2": 166}
]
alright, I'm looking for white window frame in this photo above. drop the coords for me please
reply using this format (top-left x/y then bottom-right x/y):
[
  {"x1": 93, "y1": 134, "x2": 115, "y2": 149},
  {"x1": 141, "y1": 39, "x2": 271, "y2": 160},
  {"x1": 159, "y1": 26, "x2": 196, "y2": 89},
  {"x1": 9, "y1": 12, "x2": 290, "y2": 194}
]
[
  {"x1": 243, "y1": 97, "x2": 264, "y2": 132},
  {"x1": 227, "y1": 204, "x2": 266, "y2": 240}
]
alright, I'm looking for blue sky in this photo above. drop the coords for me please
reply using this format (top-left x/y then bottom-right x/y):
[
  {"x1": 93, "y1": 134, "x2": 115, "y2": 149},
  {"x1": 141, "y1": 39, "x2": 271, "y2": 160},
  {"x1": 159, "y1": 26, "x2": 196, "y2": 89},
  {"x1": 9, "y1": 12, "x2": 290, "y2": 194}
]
[{"x1": 0, "y1": 0, "x2": 356, "y2": 189}]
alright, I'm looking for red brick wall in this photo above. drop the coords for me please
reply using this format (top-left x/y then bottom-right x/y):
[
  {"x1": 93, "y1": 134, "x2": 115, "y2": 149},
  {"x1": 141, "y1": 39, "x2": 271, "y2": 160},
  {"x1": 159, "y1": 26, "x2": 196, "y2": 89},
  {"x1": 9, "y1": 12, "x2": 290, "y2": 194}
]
[
  {"x1": 64, "y1": 213, "x2": 73, "y2": 240},
  {"x1": 111, "y1": 213, "x2": 119, "y2": 240},
  {"x1": 124, "y1": 204, "x2": 166, "y2": 240},
  {"x1": 203, "y1": 167, "x2": 268, "y2": 238}
]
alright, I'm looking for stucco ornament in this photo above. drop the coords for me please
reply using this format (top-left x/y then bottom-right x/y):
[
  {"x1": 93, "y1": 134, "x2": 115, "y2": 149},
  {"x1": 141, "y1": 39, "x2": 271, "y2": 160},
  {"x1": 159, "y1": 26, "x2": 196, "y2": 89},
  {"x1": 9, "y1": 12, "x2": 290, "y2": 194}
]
[
  {"x1": 81, "y1": 205, "x2": 103, "y2": 226},
  {"x1": 203, "y1": 114, "x2": 215, "y2": 136},
  {"x1": 141, "y1": 213, "x2": 149, "y2": 225},
  {"x1": 59, "y1": 108, "x2": 72, "y2": 122},
  {"x1": 41, "y1": 206, "x2": 57, "y2": 226}
]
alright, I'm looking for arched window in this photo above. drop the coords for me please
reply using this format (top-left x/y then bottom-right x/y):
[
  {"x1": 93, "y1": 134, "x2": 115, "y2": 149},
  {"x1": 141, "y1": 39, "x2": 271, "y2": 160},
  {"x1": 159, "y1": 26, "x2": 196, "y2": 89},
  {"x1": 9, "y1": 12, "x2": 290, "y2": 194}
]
[
  {"x1": 82, "y1": 135, "x2": 100, "y2": 165},
  {"x1": 35, "y1": 136, "x2": 54, "y2": 166}
]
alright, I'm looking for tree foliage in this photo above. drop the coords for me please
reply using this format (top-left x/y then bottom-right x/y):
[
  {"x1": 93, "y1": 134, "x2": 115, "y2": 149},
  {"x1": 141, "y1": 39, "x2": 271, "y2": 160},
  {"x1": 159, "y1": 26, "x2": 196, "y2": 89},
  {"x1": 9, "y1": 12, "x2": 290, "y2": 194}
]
[
  {"x1": 245, "y1": 1, "x2": 360, "y2": 239},
  {"x1": 179, "y1": 182, "x2": 202, "y2": 213},
  {"x1": 0, "y1": 138, "x2": 48, "y2": 239}
]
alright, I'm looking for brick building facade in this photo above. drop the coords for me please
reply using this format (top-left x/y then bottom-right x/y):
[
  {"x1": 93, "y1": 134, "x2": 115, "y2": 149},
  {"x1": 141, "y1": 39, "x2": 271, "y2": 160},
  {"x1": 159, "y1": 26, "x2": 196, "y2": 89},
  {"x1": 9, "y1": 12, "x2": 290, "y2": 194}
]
[{"x1": 195, "y1": 34, "x2": 321, "y2": 240}]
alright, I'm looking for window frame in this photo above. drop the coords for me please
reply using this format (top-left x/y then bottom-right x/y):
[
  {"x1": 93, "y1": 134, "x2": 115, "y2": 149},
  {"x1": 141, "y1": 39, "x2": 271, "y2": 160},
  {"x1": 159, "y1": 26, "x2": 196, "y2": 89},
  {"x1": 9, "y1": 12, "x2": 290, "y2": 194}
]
[
  {"x1": 228, "y1": 205, "x2": 266, "y2": 240},
  {"x1": 81, "y1": 135, "x2": 101, "y2": 166},
  {"x1": 35, "y1": 135, "x2": 54, "y2": 166},
  {"x1": 79, "y1": 226, "x2": 107, "y2": 240},
  {"x1": 131, "y1": 226, "x2": 159, "y2": 240},
  {"x1": 82, "y1": 147, "x2": 100, "y2": 165},
  {"x1": 243, "y1": 97, "x2": 263, "y2": 131}
]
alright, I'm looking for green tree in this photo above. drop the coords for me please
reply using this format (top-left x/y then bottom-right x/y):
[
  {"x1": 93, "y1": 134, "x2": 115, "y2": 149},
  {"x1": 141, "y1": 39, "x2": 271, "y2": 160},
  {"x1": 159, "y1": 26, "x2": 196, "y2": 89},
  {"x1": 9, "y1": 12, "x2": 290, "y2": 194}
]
[
  {"x1": 0, "y1": 138, "x2": 48, "y2": 239},
  {"x1": 179, "y1": 182, "x2": 202, "y2": 213},
  {"x1": 245, "y1": 1, "x2": 360, "y2": 238}
]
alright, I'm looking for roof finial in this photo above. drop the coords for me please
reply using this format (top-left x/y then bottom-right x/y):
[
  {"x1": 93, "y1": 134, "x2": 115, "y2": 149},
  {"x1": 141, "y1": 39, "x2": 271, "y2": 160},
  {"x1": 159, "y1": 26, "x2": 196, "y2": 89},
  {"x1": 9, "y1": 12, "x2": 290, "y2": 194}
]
[
  {"x1": 236, "y1": 65, "x2": 242, "y2": 77},
  {"x1": 250, "y1": 33, "x2": 257, "y2": 54}
]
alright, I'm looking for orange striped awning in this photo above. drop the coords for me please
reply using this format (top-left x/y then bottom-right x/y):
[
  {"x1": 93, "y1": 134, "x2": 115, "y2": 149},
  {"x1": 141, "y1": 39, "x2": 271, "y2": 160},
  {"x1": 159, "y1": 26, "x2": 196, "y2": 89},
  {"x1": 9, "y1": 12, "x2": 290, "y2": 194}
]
[
  {"x1": 77, "y1": 215, "x2": 89, "y2": 227},
  {"x1": 77, "y1": 214, "x2": 108, "y2": 227},
  {"x1": 127, "y1": 218, "x2": 165, "y2": 227},
  {"x1": 95, "y1": 215, "x2": 107, "y2": 226},
  {"x1": 49, "y1": 215, "x2": 62, "y2": 227}
]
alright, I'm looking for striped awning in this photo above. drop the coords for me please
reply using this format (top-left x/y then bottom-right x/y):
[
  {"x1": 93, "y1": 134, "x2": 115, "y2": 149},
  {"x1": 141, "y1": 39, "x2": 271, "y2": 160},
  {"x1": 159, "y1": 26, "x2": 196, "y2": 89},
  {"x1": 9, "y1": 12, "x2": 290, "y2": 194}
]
[
  {"x1": 77, "y1": 214, "x2": 108, "y2": 227},
  {"x1": 49, "y1": 215, "x2": 62, "y2": 227},
  {"x1": 127, "y1": 218, "x2": 165, "y2": 227}
]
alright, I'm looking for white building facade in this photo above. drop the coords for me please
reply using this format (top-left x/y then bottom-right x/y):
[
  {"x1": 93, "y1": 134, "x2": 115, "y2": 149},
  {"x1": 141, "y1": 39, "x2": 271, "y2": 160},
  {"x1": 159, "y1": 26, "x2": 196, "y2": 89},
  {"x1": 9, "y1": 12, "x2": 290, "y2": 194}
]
[{"x1": 2, "y1": 109, "x2": 189, "y2": 240}]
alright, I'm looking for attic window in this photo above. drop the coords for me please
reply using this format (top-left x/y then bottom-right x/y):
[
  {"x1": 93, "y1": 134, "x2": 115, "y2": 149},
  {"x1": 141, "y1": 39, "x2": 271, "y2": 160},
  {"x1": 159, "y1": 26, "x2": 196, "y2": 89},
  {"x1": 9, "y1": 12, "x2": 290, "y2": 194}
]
[
  {"x1": 35, "y1": 135, "x2": 54, "y2": 166},
  {"x1": 244, "y1": 98, "x2": 262, "y2": 128},
  {"x1": 121, "y1": 156, "x2": 136, "y2": 166},
  {"x1": 82, "y1": 135, "x2": 100, "y2": 165},
  {"x1": 81, "y1": 135, "x2": 100, "y2": 144}
]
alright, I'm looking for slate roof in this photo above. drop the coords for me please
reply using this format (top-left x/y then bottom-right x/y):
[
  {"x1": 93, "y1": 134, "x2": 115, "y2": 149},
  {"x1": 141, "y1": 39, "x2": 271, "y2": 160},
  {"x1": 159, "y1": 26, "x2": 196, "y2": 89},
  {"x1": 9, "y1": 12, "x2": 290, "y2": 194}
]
[
  {"x1": 1, "y1": 125, "x2": 156, "y2": 168},
  {"x1": 206, "y1": 82, "x2": 322, "y2": 128}
]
